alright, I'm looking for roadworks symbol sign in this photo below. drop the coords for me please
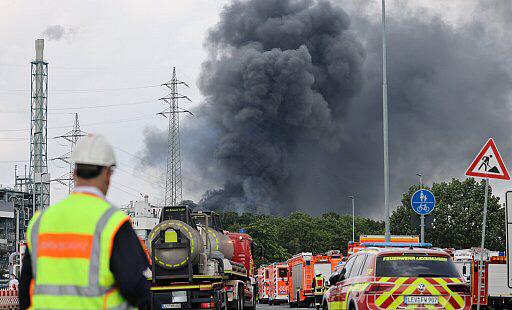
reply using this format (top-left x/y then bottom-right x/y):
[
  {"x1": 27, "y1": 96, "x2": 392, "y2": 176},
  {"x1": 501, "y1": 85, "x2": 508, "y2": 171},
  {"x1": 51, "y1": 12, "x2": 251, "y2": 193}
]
[{"x1": 465, "y1": 138, "x2": 510, "y2": 180}]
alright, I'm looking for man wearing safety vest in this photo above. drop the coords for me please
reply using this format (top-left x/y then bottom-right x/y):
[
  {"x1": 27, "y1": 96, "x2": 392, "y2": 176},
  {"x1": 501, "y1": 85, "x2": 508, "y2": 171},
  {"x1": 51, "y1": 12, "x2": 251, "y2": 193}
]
[{"x1": 19, "y1": 134, "x2": 150, "y2": 309}]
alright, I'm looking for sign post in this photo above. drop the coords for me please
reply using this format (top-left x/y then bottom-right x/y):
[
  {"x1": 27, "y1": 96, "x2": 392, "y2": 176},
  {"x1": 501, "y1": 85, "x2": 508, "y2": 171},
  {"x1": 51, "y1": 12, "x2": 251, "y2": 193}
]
[
  {"x1": 465, "y1": 138, "x2": 510, "y2": 310},
  {"x1": 410, "y1": 189, "x2": 436, "y2": 243},
  {"x1": 505, "y1": 192, "x2": 512, "y2": 289}
]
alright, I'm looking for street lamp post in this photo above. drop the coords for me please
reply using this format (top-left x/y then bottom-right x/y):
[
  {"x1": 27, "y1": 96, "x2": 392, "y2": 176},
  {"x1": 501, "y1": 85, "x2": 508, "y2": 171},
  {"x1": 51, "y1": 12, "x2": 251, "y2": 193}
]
[
  {"x1": 416, "y1": 173, "x2": 424, "y2": 243},
  {"x1": 348, "y1": 196, "x2": 355, "y2": 243},
  {"x1": 382, "y1": 0, "x2": 391, "y2": 242}
]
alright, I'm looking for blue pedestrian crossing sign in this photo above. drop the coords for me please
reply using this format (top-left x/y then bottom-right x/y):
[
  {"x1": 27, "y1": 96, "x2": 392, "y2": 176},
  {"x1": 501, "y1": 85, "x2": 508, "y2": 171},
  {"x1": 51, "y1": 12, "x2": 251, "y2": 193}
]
[{"x1": 410, "y1": 189, "x2": 436, "y2": 215}]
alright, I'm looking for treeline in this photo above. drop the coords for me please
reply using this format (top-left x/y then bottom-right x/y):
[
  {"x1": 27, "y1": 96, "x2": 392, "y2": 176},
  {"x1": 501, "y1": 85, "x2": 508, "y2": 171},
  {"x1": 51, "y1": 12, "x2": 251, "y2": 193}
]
[
  {"x1": 220, "y1": 178, "x2": 505, "y2": 265},
  {"x1": 220, "y1": 211, "x2": 383, "y2": 265},
  {"x1": 390, "y1": 178, "x2": 505, "y2": 251}
]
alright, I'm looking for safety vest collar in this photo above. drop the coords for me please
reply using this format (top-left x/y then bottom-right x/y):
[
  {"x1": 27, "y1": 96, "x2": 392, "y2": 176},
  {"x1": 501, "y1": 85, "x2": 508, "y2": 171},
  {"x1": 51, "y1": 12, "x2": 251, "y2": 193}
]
[{"x1": 72, "y1": 186, "x2": 106, "y2": 200}]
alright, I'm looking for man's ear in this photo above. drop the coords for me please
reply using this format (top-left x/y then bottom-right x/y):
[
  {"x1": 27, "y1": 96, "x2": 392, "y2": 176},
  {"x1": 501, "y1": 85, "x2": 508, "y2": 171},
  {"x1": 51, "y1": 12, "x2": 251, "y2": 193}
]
[{"x1": 105, "y1": 167, "x2": 113, "y2": 181}]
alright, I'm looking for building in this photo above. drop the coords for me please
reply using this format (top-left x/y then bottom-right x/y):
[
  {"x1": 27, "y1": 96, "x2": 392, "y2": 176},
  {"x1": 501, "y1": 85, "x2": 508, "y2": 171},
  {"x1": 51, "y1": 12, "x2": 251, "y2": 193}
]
[
  {"x1": 120, "y1": 195, "x2": 160, "y2": 241},
  {"x1": 0, "y1": 188, "x2": 32, "y2": 271}
]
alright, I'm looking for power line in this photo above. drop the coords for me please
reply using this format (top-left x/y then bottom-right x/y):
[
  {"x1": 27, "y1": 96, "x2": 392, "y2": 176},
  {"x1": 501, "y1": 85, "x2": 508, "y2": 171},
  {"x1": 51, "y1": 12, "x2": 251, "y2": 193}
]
[
  {"x1": 0, "y1": 99, "x2": 155, "y2": 113},
  {"x1": 0, "y1": 115, "x2": 155, "y2": 132},
  {"x1": 0, "y1": 63, "x2": 166, "y2": 73},
  {"x1": 113, "y1": 146, "x2": 155, "y2": 168},
  {"x1": 115, "y1": 166, "x2": 165, "y2": 190},
  {"x1": 0, "y1": 84, "x2": 160, "y2": 95}
]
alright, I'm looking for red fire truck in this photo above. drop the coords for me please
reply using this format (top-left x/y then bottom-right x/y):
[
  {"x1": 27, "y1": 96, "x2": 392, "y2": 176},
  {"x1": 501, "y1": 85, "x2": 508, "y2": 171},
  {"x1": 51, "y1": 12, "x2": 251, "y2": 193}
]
[
  {"x1": 454, "y1": 249, "x2": 512, "y2": 308},
  {"x1": 268, "y1": 262, "x2": 289, "y2": 305},
  {"x1": 257, "y1": 265, "x2": 270, "y2": 303},
  {"x1": 287, "y1": 251, "x2": 343, "y2": 307}
]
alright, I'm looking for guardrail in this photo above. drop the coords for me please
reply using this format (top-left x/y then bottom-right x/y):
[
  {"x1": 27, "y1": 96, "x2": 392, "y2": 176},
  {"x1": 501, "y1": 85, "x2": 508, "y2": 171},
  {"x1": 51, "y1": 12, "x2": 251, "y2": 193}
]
[{"x1": 0, "y1": 289, "x2": 18, "y2": 309}]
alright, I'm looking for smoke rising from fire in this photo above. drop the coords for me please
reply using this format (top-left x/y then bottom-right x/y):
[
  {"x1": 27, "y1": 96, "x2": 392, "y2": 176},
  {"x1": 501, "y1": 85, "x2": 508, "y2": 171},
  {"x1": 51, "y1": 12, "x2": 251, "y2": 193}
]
[{"x1": 138, "y1": 0, "x2": 512, "y2": 216}]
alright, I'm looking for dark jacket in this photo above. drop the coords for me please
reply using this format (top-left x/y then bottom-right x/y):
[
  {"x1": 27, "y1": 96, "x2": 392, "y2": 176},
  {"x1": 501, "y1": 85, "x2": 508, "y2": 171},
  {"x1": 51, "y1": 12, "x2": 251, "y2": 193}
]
[{"x1": 19, "y1": 221, "x2": 151, "y2": 309}]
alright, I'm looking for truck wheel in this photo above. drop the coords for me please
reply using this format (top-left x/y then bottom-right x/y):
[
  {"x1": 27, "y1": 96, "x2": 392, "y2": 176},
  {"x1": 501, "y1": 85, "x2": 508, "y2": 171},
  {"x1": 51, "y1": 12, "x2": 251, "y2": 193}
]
[
  {"x1": 216, "y1": 290, "x2": 227, "y2": 310},
  {"x1": 348, "y1": 301, "x2": 357, "y2": 310},
  {"x1": 246, "y1": 291, "x2": 256, "y2": 310},
  {"x1": 296, "y1": 292, "x2": 302, "y2": 308},
  {"x1": 237, "y1": 285, "x2": 244, "y2": 310},
  {"x1": 322, "y1": 301, "x2": 329, "y2": 310}
]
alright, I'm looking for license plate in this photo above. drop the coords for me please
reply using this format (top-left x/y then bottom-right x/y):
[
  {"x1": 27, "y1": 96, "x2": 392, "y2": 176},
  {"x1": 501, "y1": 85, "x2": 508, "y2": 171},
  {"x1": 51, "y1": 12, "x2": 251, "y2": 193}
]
[
  {"x1": 172, "y1": 291, "x2": 187, "y2": 303},
  {"x1": 161, "y1": 304, "x2": 181, "y2": 309},
  {"x1": 405, "y1": 296, "x2": 439, "y2": 305}
]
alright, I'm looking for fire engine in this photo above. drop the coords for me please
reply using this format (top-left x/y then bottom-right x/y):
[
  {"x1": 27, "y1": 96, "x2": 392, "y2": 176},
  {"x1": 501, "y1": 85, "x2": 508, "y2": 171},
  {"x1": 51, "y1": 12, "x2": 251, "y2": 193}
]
[
  {"x1": 453, "y1": 248, "x2": 512, "y2": 308},
  {"x1": 268, "y1": 262, "x2": 289, "y2": 305},
  {"x1": 257, "y1": 265, "x2": 270, "y2": 303},
  {"x1": 287, "y1": 251, "x2": 343, "y2": 307}
]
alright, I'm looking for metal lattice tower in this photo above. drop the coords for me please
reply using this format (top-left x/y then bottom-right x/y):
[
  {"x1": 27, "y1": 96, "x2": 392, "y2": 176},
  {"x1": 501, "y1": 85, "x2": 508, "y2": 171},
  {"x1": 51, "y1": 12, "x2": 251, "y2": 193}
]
[
  {"x1": 29, "y1": 39, "x2": 50, "y2": 212},
  {"x1": 158, "y1": 67, "x2": 191, "y2": 207},
  {"x1": 52, "y1": 113, "x2": 87, "y2": 193}
]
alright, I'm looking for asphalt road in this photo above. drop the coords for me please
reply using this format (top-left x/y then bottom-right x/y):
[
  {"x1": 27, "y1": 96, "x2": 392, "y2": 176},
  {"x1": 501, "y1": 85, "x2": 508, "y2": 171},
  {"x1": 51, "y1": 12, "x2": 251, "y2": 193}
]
[{"x1": 257, "y1": 303, "x2": 310, "y2": 310}]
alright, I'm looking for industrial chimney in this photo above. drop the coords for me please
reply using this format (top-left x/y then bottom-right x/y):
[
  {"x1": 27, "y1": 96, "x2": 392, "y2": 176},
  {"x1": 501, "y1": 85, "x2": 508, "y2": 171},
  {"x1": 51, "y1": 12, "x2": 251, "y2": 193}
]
[{"x1": 35, "y1": 39, "x2": 44, "y2": 61}]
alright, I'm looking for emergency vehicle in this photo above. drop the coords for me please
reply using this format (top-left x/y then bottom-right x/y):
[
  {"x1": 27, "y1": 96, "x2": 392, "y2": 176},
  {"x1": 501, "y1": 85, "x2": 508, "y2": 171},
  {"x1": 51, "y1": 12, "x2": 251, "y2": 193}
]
[
  {"x1": 453, "y1": 248, "x2": 512, "y2": 308},
  {"x1": 348, "y1": 235, "x2": 420, "y2": 256},
  {"x1": 268, "y1": 262, "x2": 289, "y2": 305},
  {"x1": 149, "y1": 207, "x2": 257, "y2": 309},
  {"x1": 257, "y1": 265, "x2": 270, "y2": 303},
  {"x1": 323, "y1": 246, "x2": 471, "y2": 309},
  {"x1": 287, "y1": 251, "x2": 343, "y2": 308},
  {"x1": 312, "y1": 251, "x2": 343, "y2": 309}
]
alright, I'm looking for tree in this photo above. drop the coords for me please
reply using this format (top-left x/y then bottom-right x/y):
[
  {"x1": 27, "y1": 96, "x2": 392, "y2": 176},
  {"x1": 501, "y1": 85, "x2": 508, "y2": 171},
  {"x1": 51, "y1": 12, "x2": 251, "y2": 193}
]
[
  {"x1": 390, "y1": 178, "x2": 505, "y2": 250},
  {"x1": 220, "y1": 210, "x2": 384, "y2": 265}
]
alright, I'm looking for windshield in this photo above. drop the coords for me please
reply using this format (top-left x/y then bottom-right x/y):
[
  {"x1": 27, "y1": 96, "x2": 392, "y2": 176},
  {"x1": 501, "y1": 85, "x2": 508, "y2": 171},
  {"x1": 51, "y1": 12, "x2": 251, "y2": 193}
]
[
  {"x1": 278, "y1": 268, "x2": 288, "y2": 278},
  {"x1": 376, "y1": 255, "x2": 460, "y2": 278}
]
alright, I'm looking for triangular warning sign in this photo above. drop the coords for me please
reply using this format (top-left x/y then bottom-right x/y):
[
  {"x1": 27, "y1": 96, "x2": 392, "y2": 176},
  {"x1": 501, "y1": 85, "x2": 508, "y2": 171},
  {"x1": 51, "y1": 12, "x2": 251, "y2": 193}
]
[{"x1": 466, "y1": 138, "x2": 510, "y2": 180}]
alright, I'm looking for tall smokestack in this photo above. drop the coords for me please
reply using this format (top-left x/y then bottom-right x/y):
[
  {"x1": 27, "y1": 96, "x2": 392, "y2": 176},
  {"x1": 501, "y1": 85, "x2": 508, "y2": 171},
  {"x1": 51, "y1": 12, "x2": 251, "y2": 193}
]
[
  {"x1": 35, "y1": 39, "x2": 44, "y2": 61},
  {"x1": 30, "y1": 38, "x2": 50, "y2": 213}
]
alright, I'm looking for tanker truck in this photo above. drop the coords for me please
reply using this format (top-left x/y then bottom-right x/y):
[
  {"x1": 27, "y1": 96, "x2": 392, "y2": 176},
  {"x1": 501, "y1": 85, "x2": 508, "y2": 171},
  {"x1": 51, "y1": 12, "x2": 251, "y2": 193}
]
[{"x1": 148, "y1": 206, "x2": 257, "y2": 309}]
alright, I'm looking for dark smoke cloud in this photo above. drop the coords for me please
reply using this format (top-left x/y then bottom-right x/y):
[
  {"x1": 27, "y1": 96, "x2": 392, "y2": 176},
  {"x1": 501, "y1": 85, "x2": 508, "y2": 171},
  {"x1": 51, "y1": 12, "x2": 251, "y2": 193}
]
[
  {"x1": 197, "y1": 0, "x2": 365, "y2": 213},
  {"x1": 138, "y1": 0, "x2": 512, "y2": 217}
]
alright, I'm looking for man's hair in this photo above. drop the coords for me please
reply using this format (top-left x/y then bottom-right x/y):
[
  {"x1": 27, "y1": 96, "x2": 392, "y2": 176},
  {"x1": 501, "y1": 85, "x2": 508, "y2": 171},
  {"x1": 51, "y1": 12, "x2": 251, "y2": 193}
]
[{"x1": 75, "y1": 164, "x2": 104, "y2": 179}]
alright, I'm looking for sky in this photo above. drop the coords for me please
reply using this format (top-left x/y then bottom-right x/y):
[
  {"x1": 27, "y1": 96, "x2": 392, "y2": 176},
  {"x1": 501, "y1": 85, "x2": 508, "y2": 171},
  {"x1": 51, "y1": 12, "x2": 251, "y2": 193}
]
[
  {"x1": 0, "y1": 0, "x2": 225, "y2": 206},
  {"x1": 1, "y1": 0, "x2": 511, "y2": 218}
]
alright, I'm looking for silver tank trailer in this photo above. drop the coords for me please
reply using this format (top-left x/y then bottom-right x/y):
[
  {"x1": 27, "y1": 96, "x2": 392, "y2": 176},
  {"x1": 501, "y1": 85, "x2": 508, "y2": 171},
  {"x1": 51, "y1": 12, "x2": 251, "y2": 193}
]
[
  {"x1": 204, "y1": 227, "x2": 234, "y2": 260},
  {"x1": 148, "y1": 220, "x2": 205, "y2": 270}
]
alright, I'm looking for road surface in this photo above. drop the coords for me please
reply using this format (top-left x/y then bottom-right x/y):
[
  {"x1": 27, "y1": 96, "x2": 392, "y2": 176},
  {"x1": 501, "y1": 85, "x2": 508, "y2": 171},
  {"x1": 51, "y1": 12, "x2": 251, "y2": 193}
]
[{"x1": 257, "y1": 303, "x2": 310, "y2": 310}]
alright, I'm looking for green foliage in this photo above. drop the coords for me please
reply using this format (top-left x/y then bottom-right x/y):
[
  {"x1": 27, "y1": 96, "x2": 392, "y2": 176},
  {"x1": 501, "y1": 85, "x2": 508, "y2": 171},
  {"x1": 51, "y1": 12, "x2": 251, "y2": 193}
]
[
  {"x1": 390, "y1": 178, "x2": 505, "y2": 251},
  {"x1": 221, "y1": 211, "x2": 384, "y2": 265},
  {"x1": 218, "y1": 178, "x2": 504, "y2": 267}
]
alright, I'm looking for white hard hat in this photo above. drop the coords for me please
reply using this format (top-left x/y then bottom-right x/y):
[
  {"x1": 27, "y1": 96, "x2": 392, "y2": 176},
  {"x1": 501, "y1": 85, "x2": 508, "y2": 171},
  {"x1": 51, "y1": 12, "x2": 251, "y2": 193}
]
[{"x1": 71, "y1": 134, "x2": 116, "y2": 167}]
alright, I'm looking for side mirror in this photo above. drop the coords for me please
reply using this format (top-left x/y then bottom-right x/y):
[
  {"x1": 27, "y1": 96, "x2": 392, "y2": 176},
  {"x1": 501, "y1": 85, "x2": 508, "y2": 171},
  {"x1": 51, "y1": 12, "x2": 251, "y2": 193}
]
[
  {"x1": 329, "y1": 271, "x2": 341, "y2": 286},
  {"x1": 339, "y1": 268, "x2": 347, "y2": 281}
]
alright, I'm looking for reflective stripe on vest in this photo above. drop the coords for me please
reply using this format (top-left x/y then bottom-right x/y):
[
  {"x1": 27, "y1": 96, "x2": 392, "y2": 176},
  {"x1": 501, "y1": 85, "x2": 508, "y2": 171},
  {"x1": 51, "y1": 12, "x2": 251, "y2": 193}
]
[
  {"x1": 31, "y1": 207, "x2": 117, "y2": 297},
  {"x1": 27, "y1": 193, "x2": 130, "y2": 309}
]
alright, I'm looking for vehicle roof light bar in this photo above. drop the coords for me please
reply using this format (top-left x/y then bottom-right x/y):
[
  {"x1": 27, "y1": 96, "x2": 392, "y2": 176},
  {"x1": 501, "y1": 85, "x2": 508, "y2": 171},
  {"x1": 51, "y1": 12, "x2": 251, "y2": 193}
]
[{"x1": 360, "y1": 242, "x2": 433, "y2": 248}]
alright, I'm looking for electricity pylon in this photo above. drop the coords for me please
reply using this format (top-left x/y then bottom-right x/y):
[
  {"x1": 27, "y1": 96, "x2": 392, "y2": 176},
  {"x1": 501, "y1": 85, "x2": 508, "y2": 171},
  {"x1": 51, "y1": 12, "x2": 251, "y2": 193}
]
[{"x1": 158, "y1": 67, "x2": 192, "y2": 207}]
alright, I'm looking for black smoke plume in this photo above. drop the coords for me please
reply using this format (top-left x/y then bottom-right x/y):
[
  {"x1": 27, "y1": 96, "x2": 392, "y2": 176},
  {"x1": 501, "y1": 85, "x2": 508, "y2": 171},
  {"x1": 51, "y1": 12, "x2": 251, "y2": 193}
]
[
  {"x1": 197, "y1": 0, "x2": 365, "y2": 213},
  {"x1": 139, "y1": 0, "x2": 512, "y2": 216}
]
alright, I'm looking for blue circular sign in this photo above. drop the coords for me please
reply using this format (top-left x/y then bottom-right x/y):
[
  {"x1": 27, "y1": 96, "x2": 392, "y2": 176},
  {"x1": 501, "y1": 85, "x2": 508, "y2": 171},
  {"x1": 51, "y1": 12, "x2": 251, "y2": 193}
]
[{"x1": 410, "y1": 189, "x2": 436, "y2": 215}]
